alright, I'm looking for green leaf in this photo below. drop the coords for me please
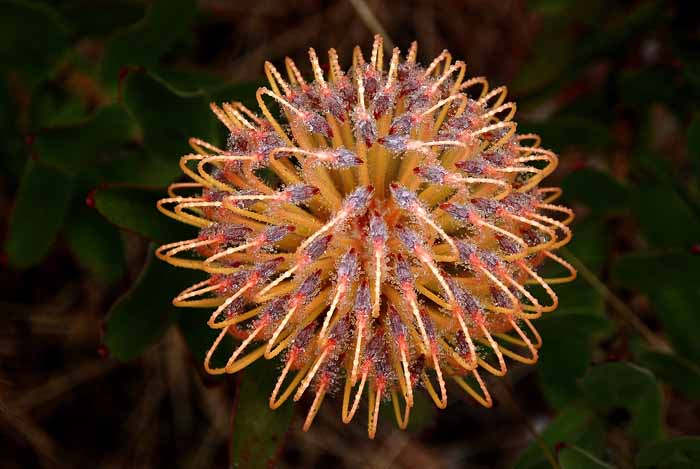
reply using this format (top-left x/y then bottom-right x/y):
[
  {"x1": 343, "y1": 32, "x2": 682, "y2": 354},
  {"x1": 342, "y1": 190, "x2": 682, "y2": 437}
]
[
  {"x1": 611, "y1": 252, "x2": 700, "y2": 292},
  {"x1": 650, "y1": 288, "x2": 700, "y2": 363},
  {"x1": 689, "y1": 114, "x2": 700, "y2": 160},
  {"x1": 513, "y1": 405, "x2": 605, "y2": 469},
  {"x1": 122, "y1": 71, "x2": 220, "y2": 159},
  {"x1": 4, "y1": 159, "x2": 73, "y2": 268},
  {"x1": 35, "y1": 106, "x2": 134, "y2": 174},
  {"x1": 29, "y1": 82, "x2": 91, "y2": 129},
  {"x1": 581, "y1": 362, "x2": 663, "y2": 443},
  {"x1": 94, "y1": 185, "x2": 195, "y2": 243},
  {"x1": 59, "y1": 1, "x2": 143, "y2": 37},
  {"x1": 64, "y1": 206, "x2": 125, "y2": 285},
  {"x1": 564, "y1": 217, "x2": 609, "y2": 274},
  {"x1": 520, "y1": 117, "x2": 612, "y2": 153},
  {"x1": 559, "y1": 445, "x2": 614, "y2": 469},
  {"x1": 209, "y1": 82, "x2": 265, "y2": 114},
  {"x1": 618, "y1": 68, "x2": 676, "y2": 110},
  {"x1": 0, "y1": 79, "x2": 25, "y2": 179},
  {"x1": 536, "y1": 220, "x2": 606, "y2": 320},
  {"x1": 230, "y1": 360, "x2": 294, "y2": 469},
  {"x1": 177, "y1": 308, "x2": 233, "y2": 367},
  {"x1": 613, "y1": 251, "x2": 700, "y2": 361},
  {"x1": 80, "y1": 148, "x2": 182, "y2": 187},
  {"x1": 637, "y1": 437, "x2": 700, "y2": 469},
  {"x1": 536, "y1": 313, "x2": 610, "y2": 407},
  {"x1": 509, "y1": 28, "x2": 573, "y2": 96},
  {"x1": 104, "y1": 245, "x2": 203, "y2": 360},
  {"x1": 575, "y1": 1, "x2": 664, "y2": 63},
  {"x1": 101, "y1": 0, "x2": 197, "y2": 85},
  {"x1": 634, "y1": 181, "x2": 700, "y2": 249},
  {"x1": 561, "y1": 168, "x2": 629, "y2": 217},
  {"x1": 0, "y1": 0, "x2": 69, "y2": 87},
  {"x1": 635, "y1": 346, "x2": 700, "y2": 400}
]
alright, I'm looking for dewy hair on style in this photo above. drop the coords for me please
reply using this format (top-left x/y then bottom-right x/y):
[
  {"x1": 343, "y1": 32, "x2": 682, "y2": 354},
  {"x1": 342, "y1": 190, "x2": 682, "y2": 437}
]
[{"x1": 156, "y1": 35, "x2": 576, "y2": 438}]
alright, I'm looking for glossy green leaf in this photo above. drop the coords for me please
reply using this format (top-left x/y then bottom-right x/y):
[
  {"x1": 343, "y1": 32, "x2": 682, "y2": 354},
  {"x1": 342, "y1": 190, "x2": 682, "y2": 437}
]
[
  {"x1": 230, "y1": 360, "x2": 294, "y2": 469},
  {"x1": 536, "y1": 220, "x2": 606, "y2": 319},
  {"x1": 612, "y1": 250, "x2": 700, "y2": 361},
  {"x1": 122, "y1": 71, "x2": 220, "y2": 159},
  {"x1": 611, "y1": 252, "x2": 700, "y2": 292},
  {"x1": 104, "y1": 245, "x2": 203, "y2": 360},
  {"x1": 0, "y1": 0, "x2": 69, "y2": 86},
  {"x1": 581, "y1": 362, "x2": 663, "y2": 443},
  {"x1": 575, "y1": 1, "x2": 663, "y2": 62},
  {"x1": 4, "y1": 159, "x2": 73, "y2": 268},
  {"x1": 514, "y1": 405, "x2": 605, "y2": 469},
  {"x1": 689, "y1": 114, "x2": 700, "y2": 160},
  {"x1": 101, "y1": 0, "x2": 197, "y2": 85},
  {"x1": 618, "y1": 68, "x2": 676, "y2": 110},
  {"x1": 561, "y1": 168, "x2": 629, "y2": 216},
  {"x1": 35, "y1": 106, "x2": 134, "y2": 174},
  {"x1": 209, "y1": 82, "x2": 266, "y2": 114},
  {"x1": 94, "y1": 185, "x2": 195, "y2": 243},
  {"x1": 65, "y1": 206, "x2": 125, "y2": 284},
  {"x1": 29, "y1": 82, "x2": 91, "y2": 129},
  {"x1": 509, "y1": 28, "x2": 573, "y2": 96},
  {"x1": 80, "y1": 148, "x2": 182, "y2": 187},
  {"x1": 564, "y1": 218, "x2": 609, "y2": 274},
  {"x1": 176, "y1": 308, "x2": 233, "y2": 368},
  {"x1": 60, "y1": 1, "x2": 143, "y2": 37},
  {"x1": 536, "y1": 313, "x2": 610, "y2": 407},
  {"x1": 650, "y1": 288, "x2": 700, "y2": 363},
  {"x1": 520, "y1": 117, "x2": 611, "y2": 153},
  {"x1": 635, "y1": 346, "x2": 700, "y2": 399},
  {"x1": 637, "y1": 437, "x2": 700, "y2": 469},
  {"x1": 0, "y1": 79, "x2": 25, "y2": 179},
  {"x1": 559, "y1": 445, "x2": 613, "y2": 469},
  {"x1": 634, "y1": 181, "x2": 700, "y2": 249}
]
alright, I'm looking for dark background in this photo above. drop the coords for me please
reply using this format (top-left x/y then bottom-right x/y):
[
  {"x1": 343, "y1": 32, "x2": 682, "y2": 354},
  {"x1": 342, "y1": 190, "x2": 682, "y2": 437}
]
[{"x1": 1, "y1": 0, "x2": 699, "y2": 467}]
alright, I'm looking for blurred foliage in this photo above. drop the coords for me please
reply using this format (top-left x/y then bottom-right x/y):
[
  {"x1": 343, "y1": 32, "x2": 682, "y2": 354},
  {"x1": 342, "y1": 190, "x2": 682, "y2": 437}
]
[{"x1": 1, "y1": 0, "x2": 699, "y2": 467}]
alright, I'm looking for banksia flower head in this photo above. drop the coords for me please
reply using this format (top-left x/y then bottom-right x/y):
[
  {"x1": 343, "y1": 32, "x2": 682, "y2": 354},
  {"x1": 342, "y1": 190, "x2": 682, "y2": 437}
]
[{"x1": 157, "y1": 36, "x2": 576, "y2": 438}]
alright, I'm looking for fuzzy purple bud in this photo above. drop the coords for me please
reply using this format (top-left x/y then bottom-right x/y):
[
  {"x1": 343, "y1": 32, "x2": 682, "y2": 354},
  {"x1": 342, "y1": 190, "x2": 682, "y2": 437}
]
[
  {"x1": 302, "y1": 111, "x2": 333, "y2": 138},
  {"x1": 472, "y1": 198, "x2": 501, "y2": 218},
  {"x1": 353, "y1": 109, "x2": 378, "y2": 147},
  {"x1": 388, "y1": 306, "x2": 407, "y2": 341},
  {"x1": 455, "y1": 240, "x2": 479, "y2": 264},
  {"x1": 337, "y1": 249, "x2": 359, "y2": 280},
  {"x1": 396, "y1": 226, "x2": 423, "y2": 251},
  {"x1": 414, "y1": 165, "x2": 448, "y2": 184},
  {"x1": 389, "y1": 183, "x2": 418, "y2": 210},
  {"x1": 296, "y1": 270, "x2": 322, "y2": 300},
  {"x1": 379, "y1": 134, "x2": 410, "y2": 152},
  {"x1": 344, "y1": 185, "x2": 374, "y2": 215},
  {"x1": 369, "y1": 212, "x2": 388, "y2": 244},
  {"x1": 263, "y1": 296, "x2": 289, "y2": 322},
  {"x1": 371, "y1": 88, "x2": 397, "y2": 118},
  {"x1": 354, "y1": 281, "x2": 372, "y2": 317},
  {"x1": 440, "y1": 202, "x2": 476, "y2": 223},
  {"x1": 304, "y1": 235, "x2": 333, "y2": 261},
  {"x1": 282, "y1": 184, "x2": 320, "y2": 204},
  {"x1": 455, "y1": 158, "x2": 488, "y2": 176},
  {"x1": 389, "y1": 113, "x2": 417, "y2": 135},
  {"x1": 329, "y1": 148, "x2": 362, "y2": 168},
  {"x1": 394, "y1": 254, "x2": 414, "y2": 286}
]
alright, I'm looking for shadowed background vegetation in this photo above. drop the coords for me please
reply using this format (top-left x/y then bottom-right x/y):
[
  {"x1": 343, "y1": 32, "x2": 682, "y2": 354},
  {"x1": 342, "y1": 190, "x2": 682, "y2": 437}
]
[{"x1": 1, "y1": 0, "x2": 699, "y2": 467}]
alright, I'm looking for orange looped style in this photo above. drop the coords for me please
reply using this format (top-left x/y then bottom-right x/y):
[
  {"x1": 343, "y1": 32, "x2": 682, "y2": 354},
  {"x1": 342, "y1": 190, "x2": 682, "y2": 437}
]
[{"x1": 157, "y1": 35, "x2": 576, "y2": 439}]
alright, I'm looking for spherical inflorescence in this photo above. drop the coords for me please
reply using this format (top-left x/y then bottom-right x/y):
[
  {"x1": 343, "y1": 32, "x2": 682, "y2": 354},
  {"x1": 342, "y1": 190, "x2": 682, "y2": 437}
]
[{"x1": 156, "y1": 36, "x2": 576, "y2": 438}]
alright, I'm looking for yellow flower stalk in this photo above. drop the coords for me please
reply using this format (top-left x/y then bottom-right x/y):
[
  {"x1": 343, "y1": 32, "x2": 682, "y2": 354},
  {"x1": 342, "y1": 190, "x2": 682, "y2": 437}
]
[{"x1": 156, "y1": 35, "x2": 576, "y2": 439}]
